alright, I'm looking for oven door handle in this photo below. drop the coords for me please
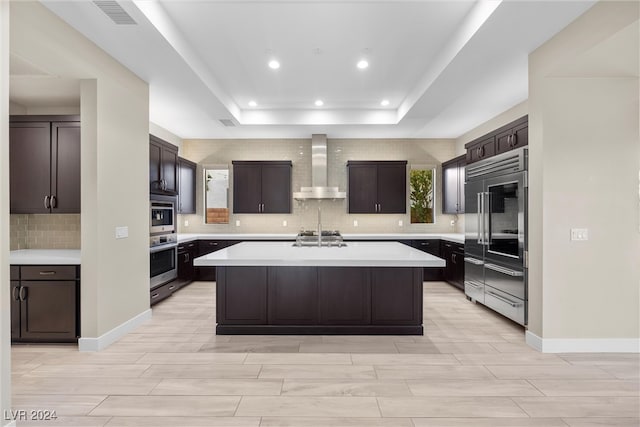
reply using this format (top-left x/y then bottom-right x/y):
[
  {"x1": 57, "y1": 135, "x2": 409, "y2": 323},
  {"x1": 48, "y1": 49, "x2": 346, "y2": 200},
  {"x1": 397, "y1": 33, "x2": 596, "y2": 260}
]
[
  {"x1": 485, "y1": 263, "x2": 523, "y2": 277},
  {"x1": 150, "y1": 243, "x2": 178, "y2": 253}
]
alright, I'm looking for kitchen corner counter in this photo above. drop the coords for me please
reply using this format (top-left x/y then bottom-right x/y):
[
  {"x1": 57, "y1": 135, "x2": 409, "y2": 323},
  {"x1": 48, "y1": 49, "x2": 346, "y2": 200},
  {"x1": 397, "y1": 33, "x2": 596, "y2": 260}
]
[{"x1": 9, "y1": 249, "x2": 81, "y2": 265}]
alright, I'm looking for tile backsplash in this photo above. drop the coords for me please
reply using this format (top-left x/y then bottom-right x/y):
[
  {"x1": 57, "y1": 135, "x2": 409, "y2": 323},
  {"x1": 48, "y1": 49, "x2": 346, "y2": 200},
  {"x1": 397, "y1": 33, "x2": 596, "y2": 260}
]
[
  {"x1": 179, "y1": 138, "x2": 463, "y2": 234},
  {"x1": 10, "y1": 214, "x2": 81, "y2": 250}
]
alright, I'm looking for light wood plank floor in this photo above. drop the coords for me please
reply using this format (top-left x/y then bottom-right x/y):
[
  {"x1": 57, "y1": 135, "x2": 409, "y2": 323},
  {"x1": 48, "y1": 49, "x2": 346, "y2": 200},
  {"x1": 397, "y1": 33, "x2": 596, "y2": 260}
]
[{"x1": 11, "y1": 281, "x2": 640, "y2": 427}]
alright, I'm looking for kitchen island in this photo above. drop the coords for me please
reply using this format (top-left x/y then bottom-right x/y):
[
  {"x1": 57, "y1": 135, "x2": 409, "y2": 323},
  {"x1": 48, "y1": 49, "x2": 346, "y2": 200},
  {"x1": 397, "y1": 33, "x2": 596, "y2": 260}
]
[{"x1": 194, "y1": 241, "x2": 445, "y2": 335}]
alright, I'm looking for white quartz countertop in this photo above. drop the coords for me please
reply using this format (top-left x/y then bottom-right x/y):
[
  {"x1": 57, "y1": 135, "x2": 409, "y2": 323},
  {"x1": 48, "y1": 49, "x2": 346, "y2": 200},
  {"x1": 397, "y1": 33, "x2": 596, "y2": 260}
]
[
  {"x1": 193, "y1": 241, "x2": 446, "y2": 267},
  {"x1": 9, "y1": 249, "x2": 81, "y2": 265},
  {"x1": 179, "y1": 233, "x2": 464, "y2": 244}
]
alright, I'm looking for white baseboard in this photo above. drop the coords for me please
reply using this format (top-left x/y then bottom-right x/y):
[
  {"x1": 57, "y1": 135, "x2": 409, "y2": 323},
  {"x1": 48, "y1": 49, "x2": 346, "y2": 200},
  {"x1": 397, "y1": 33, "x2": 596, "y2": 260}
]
[
  {"x1": 526, "y1": 331, "x2": 640, "y2": 353},
  {"x1": 78, "y1": 309, "x2": 152, "y2": 352}
]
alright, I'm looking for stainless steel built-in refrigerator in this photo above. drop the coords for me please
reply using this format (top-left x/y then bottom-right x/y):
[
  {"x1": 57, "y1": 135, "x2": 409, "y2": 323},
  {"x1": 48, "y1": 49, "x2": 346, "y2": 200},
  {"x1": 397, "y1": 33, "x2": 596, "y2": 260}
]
[{"x1": 464, "y1": 147, "x2": 528, "y2": 325}]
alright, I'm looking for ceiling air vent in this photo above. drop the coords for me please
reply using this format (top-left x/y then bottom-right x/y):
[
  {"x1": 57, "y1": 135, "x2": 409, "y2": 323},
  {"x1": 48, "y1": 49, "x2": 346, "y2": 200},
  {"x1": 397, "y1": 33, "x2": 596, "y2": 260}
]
[
  {"x1": 219, "y1": 119, "x2": 237, "y2": 127},
  {"x1": 93, "y1": 1, "x2": 137, "y2": 25}
]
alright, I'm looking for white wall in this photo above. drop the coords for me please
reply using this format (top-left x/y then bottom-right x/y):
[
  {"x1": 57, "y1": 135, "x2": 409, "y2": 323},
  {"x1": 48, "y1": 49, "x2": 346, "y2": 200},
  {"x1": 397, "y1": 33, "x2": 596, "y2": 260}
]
[
  {"x1": 10, "y1": 2, "x2": 150, "y2": 345},
  {"x1": 0, "y1": 1, "x2": 11, "y2": 424},
  {"x1": 528, "y1": 1, "x2": 639, "y2": 350}
]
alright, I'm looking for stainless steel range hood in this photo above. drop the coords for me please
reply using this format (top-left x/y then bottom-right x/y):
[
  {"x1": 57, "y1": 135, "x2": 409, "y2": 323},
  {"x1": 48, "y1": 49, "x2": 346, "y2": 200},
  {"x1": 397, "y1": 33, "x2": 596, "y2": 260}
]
[{"x1": 293, "y1": 134, "x2": 346, "y2": 200}]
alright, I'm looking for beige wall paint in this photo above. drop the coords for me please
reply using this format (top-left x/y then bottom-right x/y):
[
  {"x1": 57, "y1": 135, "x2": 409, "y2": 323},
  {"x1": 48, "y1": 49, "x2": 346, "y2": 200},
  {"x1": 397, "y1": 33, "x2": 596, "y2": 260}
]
[
  {"x1": 11, "y1": 2, "x2": 150, "y2": 339},
  {"x1": 180, "y1": 138, "x2": 460, "y2": 234},
  {"x1": 1, "y1": 0, "x2": 11, "y2": 423},
  {"x1": 528, "y1": 1, "x2": 639, "y2": 339}
]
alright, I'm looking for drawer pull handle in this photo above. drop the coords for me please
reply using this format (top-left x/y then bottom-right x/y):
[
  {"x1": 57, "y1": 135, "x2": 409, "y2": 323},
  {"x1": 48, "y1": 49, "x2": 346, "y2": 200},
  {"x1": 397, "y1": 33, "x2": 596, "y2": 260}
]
[
  {"x1": 485, "y1": 263, "x2": 523, "y2": 277},
  {"x1": 168, "y1": 285, "x2": 175, "y2": 291},
  {"x1": 464, "y1": 257, "x2": 484, "y2": 265},
  {"x1": 39, "y1": 271, "x2": 57, "y2": 276},
  {"x1": 486, "y1": 291, "x2": 522, "y2": 308},
  {"x1": 465, "y1": 281, "x2": 482, "y2": 290},
  {"x1": 151, "y1": 293, "x2": 159, "y2": 299}
]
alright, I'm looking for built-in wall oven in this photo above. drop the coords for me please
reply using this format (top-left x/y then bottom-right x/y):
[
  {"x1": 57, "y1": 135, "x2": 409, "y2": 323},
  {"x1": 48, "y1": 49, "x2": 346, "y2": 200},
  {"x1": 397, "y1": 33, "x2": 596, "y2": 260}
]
[
  {"x1": 150, "y1": 196, "x2": 178, "y2": 289},
  {"x1": 464, "y1": 147, "x2": 528, "y2": 325}
]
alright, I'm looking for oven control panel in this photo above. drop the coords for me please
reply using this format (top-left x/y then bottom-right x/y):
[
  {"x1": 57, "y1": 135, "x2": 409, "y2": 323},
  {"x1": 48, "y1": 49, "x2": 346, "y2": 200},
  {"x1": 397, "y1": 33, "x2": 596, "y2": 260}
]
[{"x1": 150, "y1": 233, "x2": 177, "y2": 247}]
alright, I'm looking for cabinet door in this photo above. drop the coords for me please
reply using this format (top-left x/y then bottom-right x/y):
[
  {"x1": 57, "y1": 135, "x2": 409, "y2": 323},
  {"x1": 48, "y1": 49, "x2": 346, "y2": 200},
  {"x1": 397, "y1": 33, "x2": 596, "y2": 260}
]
[
  {"x1": 452, "y1": 251, "x2": 465, "y2": 289},
  {"x1": 11, "y1": 281, "x2": 20, "y2": 340},
  {"x1": 268, "y1": 267, "x2": 317, "y2": 325},
  {"x1": 457, "y1": 162, "x2": 465, "y2": 213},
  {"x1": 161, "y1": 145, "x2": 178, "y2": 194},
  {"x1": 261, "y1": 163, "x2": 291, "y2": 214},
  {"x1": 51, "y1": 122, "x2": 81, "y2": 213},
  {"x1": 441, "y1": 242, "x2": 454, "y2": 284},
  {"x1": 442, "y1": 161, "x2": 459, "y2": 214},
  {"x1": 348, "y1": 164, "x2": 378, "y2": 213},
  {"x1": 467, "y1": 136, "x2": 495, "y2": 164},
  {"x1": 178, "y1": 158, "x2": 196, "y2": 214},
  {"x1": 217, "y1": 267, "x2": 267, "y2": 324},
  {"x1": 377, "y1": 163, "x2": 406, "y2": 214},
  {"x1": 511, "y1": 123, "x2": 528, "y2": 150},
  {"x1": 319, "y1": 268, "x2": 370, "y2": 325},
  {"x1": 149, "y1": 139, "x2": 162, "y2": 193},
  {"x1": 177, "y1": 249, "x2": 195, "y2": 282},
  {"x1": 20, "y1": 281, "x2": 77, "y2": 341},
  {"x1": 371, "y1": 268, "x2": 422, "y2": 325},
  {"x1": 9, "y1": 122, "x2": 51, "y2": 214},
  {"x1": 233, "y1": 164, "x2": 262, "y2": 213}
]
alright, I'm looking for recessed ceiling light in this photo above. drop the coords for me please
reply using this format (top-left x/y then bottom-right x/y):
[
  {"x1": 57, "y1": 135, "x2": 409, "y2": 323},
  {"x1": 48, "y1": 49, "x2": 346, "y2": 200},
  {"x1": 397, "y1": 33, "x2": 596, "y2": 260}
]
[
  {"x1": 380, "y1": 99, "x2": 390, "y2": 106},
  {"x1": 268, "y1": 59, "x2": 280, "y2": 69},
  {"x1": 248, "y1": 100, "x2": 257, "y2": 107},
  {"x1": 314, "y1": 100, "x2": 324, "y2": 107},
  {"x1": 357, "y1": 60, "x2": 369, "y2": 69}
]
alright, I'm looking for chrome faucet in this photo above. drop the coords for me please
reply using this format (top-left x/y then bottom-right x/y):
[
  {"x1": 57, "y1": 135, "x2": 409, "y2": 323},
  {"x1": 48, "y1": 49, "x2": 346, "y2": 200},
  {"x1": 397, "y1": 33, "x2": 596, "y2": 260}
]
[{"x1": 317, "y1": 206, "x2": 322, "y2": 247}]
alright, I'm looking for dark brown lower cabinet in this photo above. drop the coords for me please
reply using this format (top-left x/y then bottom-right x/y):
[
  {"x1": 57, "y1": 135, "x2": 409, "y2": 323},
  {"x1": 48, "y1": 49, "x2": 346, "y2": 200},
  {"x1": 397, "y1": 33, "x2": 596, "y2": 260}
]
[
  {"x1": 268, "y1": 267, "x2": 318, "y2": 325},
  {"x1": 371, "y1": 267, "x2": 422, "y2": 325},
  {"x1": 216, "y1": 266, "x2": 422, "y2": 335},
  {"x1": 11, "y1": 265, "x2": 80, "y2": 343},
  {"x1": 217, "y1": 267, "x2": 267, "y2": 325},
  {"x1": 442, "y1": 241, "x2": 465, "y2": 290},
  {"x1": 319, "y1": 268, "x2": 370, "y2": 325}
]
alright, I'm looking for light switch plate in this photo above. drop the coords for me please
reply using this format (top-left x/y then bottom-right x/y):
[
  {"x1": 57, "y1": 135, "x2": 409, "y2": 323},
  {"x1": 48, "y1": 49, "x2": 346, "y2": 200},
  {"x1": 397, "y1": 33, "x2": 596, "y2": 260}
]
[
  {"x1": 235, "y1": 220, "x2": 241, "y2": 227},
  {"x1": 570, "y1": 228, "x2": 588, "y2": 241},
  {"x1": 115, "y1": 226, "x2": 128, "y2": 239}
]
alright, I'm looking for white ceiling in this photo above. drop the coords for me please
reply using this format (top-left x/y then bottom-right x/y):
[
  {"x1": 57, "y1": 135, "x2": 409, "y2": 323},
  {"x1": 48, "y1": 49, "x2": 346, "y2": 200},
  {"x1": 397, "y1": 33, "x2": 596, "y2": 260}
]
[{"x1": 30, "y1": 0, "x2": 595, "y2": 139}]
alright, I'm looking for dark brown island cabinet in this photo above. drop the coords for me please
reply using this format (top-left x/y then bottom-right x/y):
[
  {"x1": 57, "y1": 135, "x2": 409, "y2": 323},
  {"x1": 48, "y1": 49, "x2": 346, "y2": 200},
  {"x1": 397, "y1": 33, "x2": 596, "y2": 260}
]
[
  {"x1": 216, "y1": 266, "x2": 423, "y2": 335},
  {"x1": 10, "y1": 265, "x2": 80, "y2": 342},
  {"x1": 442, "y1": 155, "x2": 466, "y2": 215},
  {"x1": 149, "y1": 134, "x2": 179, "y2": 195},
  {"x1": 347, "y1": 161, "x2": 407, "y2": 214},
  {"x1": 177, "y1": 157, "x2": 197, "y2": 214},
  {"x1": 232, "y1": 161, "x2": 292, "y2": 214},
  {"x1": 441, "y1": 240, "x2": 465, "y2": 290},
  {"x1": 10, "y1": 116, "x2": 80, "y2": 214},
  {"x1": 465, "y1": 115, "x2": 528, "y2": 165}
]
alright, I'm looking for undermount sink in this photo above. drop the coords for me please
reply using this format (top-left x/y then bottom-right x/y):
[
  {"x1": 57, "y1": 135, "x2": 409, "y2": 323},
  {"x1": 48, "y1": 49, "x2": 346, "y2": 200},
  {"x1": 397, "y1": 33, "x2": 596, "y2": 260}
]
[{"x1": 292, "y1": 241, "x2": 347, "y2": 247}]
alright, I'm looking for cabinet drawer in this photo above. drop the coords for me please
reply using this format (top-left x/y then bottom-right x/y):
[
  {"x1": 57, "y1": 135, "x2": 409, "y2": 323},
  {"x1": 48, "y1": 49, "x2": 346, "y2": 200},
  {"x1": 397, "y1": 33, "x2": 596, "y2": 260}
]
[
  {"x1": 150, "y1": 281, "x2": 177, "y2": 306},
  {"x1": 21, "y1": 265, "x2": 77, "y2": 281},
  {"x1": 10, "y1": 266, "x2": 19, "y2": 280},
  {"x1": 484, "y1": 285, "x2": 525, "y2": 325},
  {"x1": 413, "y1": 239, "x2": 440, "y2": 256}
]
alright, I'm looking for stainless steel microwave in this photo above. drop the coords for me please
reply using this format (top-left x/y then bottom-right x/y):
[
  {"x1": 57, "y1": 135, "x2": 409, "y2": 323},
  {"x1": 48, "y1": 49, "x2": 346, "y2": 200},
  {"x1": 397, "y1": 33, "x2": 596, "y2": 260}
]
[{"x1": 150, "y1": 200, "x2": 175, "y2": 234}]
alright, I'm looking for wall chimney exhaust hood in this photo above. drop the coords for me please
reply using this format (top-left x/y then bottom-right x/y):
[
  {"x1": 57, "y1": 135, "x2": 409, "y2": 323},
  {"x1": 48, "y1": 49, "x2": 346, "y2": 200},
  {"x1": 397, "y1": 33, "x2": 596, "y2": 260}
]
[{"x1": 293, "y1": 134, "x2": 346, "y2": 200}]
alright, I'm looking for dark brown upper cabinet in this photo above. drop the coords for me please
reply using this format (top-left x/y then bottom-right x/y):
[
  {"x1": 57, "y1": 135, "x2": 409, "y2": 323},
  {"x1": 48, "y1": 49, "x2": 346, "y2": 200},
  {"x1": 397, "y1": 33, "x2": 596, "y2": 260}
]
[
  {"x1": 232, "y1": 161, "x2": 292, "y2": 214},
  {"x1": 177, "y1": 157, "x2": 197, "y2": 214},
  {"x1": 442, "y1": 154, "x2": 466, "y2": 214},
  {"x1": 465, "y1": 115, "x2": 528, "y2": 165},
  {"x1": 150, "y1": 135, "x2": 178, "y2": 195},
  {"x1": 10, "y1": 116, "x2": 80, "y2": 214},
  {"x1": 347, "y1": 161, "x2": 407, "y2": 214}
]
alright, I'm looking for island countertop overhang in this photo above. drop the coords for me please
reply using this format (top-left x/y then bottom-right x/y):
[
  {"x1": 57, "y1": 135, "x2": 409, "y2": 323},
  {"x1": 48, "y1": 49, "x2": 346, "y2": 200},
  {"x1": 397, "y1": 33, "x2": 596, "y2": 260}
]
[{"x1": 193, "y1": 241, "x2": 445, "y2": 268}]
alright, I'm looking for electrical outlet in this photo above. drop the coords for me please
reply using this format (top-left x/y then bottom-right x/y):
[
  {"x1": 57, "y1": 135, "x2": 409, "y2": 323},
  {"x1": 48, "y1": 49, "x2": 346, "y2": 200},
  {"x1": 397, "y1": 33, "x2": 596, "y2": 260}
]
[
  {"x1": 450, "y1": 220, "x2": 455, "y2": 227},
  {"x1": 353, "y1": 220, "x2": 358, "y2": 227},
  {"x1": 570, "y1": 228, "x2": 589, "y2": 241},
  {"x1": 398, "y1": 220, "x2": 403, "y2": 227},
  {"x1": 184, "y1": 220, "x2": 189, "y2": 227},
  {"x1": 235, "y1": 220, "x2": 241, "y2": 227},
  {"x1": 282, "y1": 220, "x2": 287, "y2": 227},
  {"x1": 115, "y1": 226, "x2": 128, "y2": 239}
]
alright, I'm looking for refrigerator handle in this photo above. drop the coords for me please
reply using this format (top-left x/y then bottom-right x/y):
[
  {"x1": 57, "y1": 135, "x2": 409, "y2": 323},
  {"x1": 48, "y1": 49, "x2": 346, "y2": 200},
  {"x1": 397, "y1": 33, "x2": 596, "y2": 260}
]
[
  {"x1": 484, "y1": 191, "x2": 491, "y2": 246},
  {"x1": 477, "y1": 192, "x2": 483, "y2": 245}
]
